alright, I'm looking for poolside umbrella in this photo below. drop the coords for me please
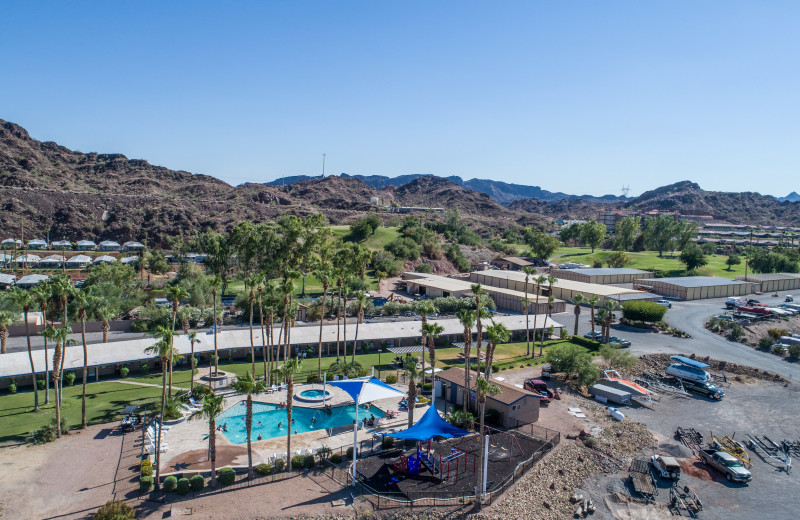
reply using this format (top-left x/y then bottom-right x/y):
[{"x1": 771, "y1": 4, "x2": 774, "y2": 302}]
[
  {"x1": 327, "y1": 376, "x2": 406, "y2": 485},
  {"x1": 389, "y1": 405, "x2": 470, "y2": 442}
]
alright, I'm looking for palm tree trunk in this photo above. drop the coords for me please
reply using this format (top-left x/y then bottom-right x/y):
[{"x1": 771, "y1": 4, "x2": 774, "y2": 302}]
[
  {"x1": 318, "y1": 288, "x2": 327, "y2": 379},
  {"x1": 352, "y1": 308, "x2": 360, "y2": 364},
  {"x1": 532, "y1": 286, "x2": 540, "y2": 358},
  {"x1": 524, "y1": 280, "x2": 530, "y2": 357},
  {"x1": 42, "y1": 308, "x2": 49, "y2": 404},
  {"x1": 209, "y1": 419, "x2": 217, "y2": 487},
  {"x1": 287, "y1": 380, "x2": 294, "y2": 470},
  {"x1": 342, "y1": 297, "x2": 347, "y2": 361},
  {"x1": 336, "y1": 285, "x2": 342, "y2": 361},
  {"x1": 590, "y1": 305, "x2": 596, "y2": 338},
  {"x1": 190, "y1": 340, "x2": 195, "y2": 394},
  {"x1": 246, "y1": 394, "x2": 253, "y2": 479},
  {"x1": 169, "y1": 309, "x2": 177, "y2": 397},
  {"x1": 258, "y1": 296, "x2": 267, "y2": 382},
  {"x1": 463, "y1": 334, "x2": 471, "y2": 410},
  {"x1": 102, "y1": 322, "x2": 109, "y2": 343},
  {"x1": 476, "y1": 399, "x2": 486, "y2": 498},
  {"x1": 25, "y1": 309, "x2": 39, "y2": 410},
  {"x1": 155, "y1": 362, "x2": 166, "y2": 490},
  {"x1": 573, "y1": 309, "x2": 581, "y2": 337},
  {"x1": 81, "y1": 315, "x2": 88, "y2": 429},
  {"x1": 249, "y1": 295, "x2": 255, "y2": 377},
  {"x1": 407, "y1": 380, "x2": 416, "y2": 428}
]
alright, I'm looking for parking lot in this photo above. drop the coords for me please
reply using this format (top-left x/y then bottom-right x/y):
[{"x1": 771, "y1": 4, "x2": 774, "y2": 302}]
[{"x1": 584, "y1": 379, "x2": 800, "y2": 520}]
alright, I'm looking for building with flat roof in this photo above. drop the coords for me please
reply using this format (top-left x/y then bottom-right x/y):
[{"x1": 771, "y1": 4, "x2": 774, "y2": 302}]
[
  {"x1": 98, "y1": 241, "x2": 121, "y2": 251},
  {"x1": 65, "y1": 255, "x2": 93, "y2": 269},
  {"x1": 635, "y1": 276, "x2": 754, "y2": 300},
  {"x1": 470, "y1": 270, "x2": 657, "y2": 305},
  {"x1": 550, "y1": 267, "x2": 655, "y2": 285},
  {"x1": 437, "y1": 367, "x2": 541, "y2": 427},
  {"x1": 16, "y1": 274, "x2": 49, "y2": 289},
  {"x1": 50, "y1": 240, "x2": 73, "y2": 250},
  {"x1": 27, "y1": 239, "x2": 48, "y2": 250},
  {"x1": 76, "y1": 240, "x2": 97, "y2": 251},
  {"x1": 0, "y1": 273, "x2": 16, "y2": 289},
  {"x1": 123, "y1": 241, "x2": 145, "y2": 252},
  {"x1": 735, "y1": 273, "x2": 800, "y2": 293},
  {"x1": 491, "y1": 256, "x2": 533, "y2": 271}
]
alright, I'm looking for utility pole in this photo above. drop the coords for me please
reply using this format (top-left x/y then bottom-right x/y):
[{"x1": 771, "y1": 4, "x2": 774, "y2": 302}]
[{"x1": 322, "y1": 154, "x2": 326, "y2": 178}]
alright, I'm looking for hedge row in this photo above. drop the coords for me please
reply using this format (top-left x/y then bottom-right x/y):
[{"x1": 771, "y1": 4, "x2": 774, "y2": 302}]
[{"x1": 621, "y1": 300, "x2": 667, "y2": 323}]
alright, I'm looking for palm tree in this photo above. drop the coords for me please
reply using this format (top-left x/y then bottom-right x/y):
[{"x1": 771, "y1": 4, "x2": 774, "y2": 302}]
[
  {"x1": 532, "y1": 275, "x2": 547, "y2": 357},
  {"x1": 314, "y1": 266, "x2": 333, "y2": 379},
  {"x1": 571, "y1": 293, "x2": 585, "y2": 337},
  {"x1": 403, "y1": 357, "x2": 419, "y2": 429},
  {"x1": 52, "y1": 325, "x2": 74, "y2": 438},
  {"x1": 230, "y1": 372, "x2": 267, "y2": 479},
  {"x1": 522, "y1": 266, "x2": 535, "y2": 356},
  {"x1": 243, "y1": 274, "x2": 259, "y2": 376},
  {"x1": 588, "y1": 296, "x2": 600, "y2": 340},
  {"x1": 484, "y1": 321, "x2": 510, "y2": 380},
  {"x1": 456, "y1": 308, "x2": 475, "y2": 410},
  {"x1": 602, "y1": 300, "x2": 621, "y2": 344},
  {"x1": 416, "y1": 300, "x2": 438, "y2": 383},
  {"x1": 151, "y1": 325, "x2": 177, "y2": 396},
  {"x1": 351, "y1": 292, "x2": 367, "y2": 363},
  {"x1": 166, "y1": 284, "x2": 189, "y2": 391},
  {"x1": 0, "y1": 311, "x2": 15, "y2": 355},
  {"x1": 189, "y1": 393, "x2": 225, "y2": 488},
  {"x1": 73, "y1": 291, "x2": 93, "y2": 428},
  {"x1": 97, "y1": 306, "x2": 114, "y2": 344},
  {"x1": 471, "y1": 284, "x2": 486, "y2": 362},
  {"x1": 211, "y1": 278, "x2": 220, "y2": 375},
  {"x1": 335, "y1": 272, "x2": 344, "y2": 361},
  {"x1": 538, "y1": 276, "x2": 558, "y2": 356},
  {"x1": 49, "y1": 276, "x2": 73, "y2": 405},
  {"x1": 144, "y1": 337, "x2": 174, "y2": 489},
  {"x1": 257, "y1": 282, "x2": 267, "y2": 381},
  {"x1": 329, "y1": 359, "x2": 366, "y2": 379},
  {"x1": 30, "y1": 284, "x2": 51, "y2": 403},
  {"x1": 7, "y1": 287, "x2": 38, "y2": 410},
  {"x1": 274, "y1": 357, "x2": 302, "y2": 470},
  {"x1": 277, "y1": 276, "x2": 295, "y2": 363},
  {"x1": 475, "y1": 377, "x2": 501, "y2": 498},
  {"x1": 340, "y1": 283, "x2": 352, "y2": 360},
  {"x1": 188, "y1": 331, "x2": 198, "y2": 394},
  {"x1": 422, "y1": 321, "x2": 444, "y2": 403}
]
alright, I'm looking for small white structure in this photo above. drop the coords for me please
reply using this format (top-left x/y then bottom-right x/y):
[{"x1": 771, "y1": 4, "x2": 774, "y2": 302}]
[
  {"x1": 65, "y1": 255, "x2": 93, "y2": 269},
  {"x1": 27, "y1": 239, "x2": 48, "y2": 250},
  {"x1": 14, "y1": 254, "x2": 41, "y2": 266},
  {"x1": 51, "y1": 240, "x2": 73, "y2": 250},
  {"x1": 1, "y1": 238, "x2": 23, "y2": 249},
  {"x1": 120, "y1": 256, "x2": 139, "y2": 265},
  {"x1": 123, "y1": 241, "x2": 145, "y2": 252},
  {"x1": 16, "y1": 274, "x2": 49, "y2": 288},
  {"x1": 93, "y1": 255, "x2": 118, "y2": 264},
  {"x1": 76, "y1": 240, "x2": 97, "y2": 251},
  {"x1": 0, "y1": 273, "x2": 16, "y2": 289},
  {"x1": 99, "y1": 241, "x2": 121, "y2": 252},
  {"x1": 38, "y1": 255, "x2": 66, "y2": 268}
]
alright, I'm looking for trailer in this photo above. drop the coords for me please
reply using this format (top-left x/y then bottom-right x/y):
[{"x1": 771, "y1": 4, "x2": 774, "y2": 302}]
[
  {"x1": 746, "y1": 434, "x2": 792, "y2": 473},
  {"x1": 636, "y1": 372, "x2": 690, "y2": 396},
  {"x1": 589, "y1": 383, "x2": 632, "y2": 405},
  {"x1": 628, "y1": 458, "x2": 657, "y2": 502},
  {"x1": 670, "y1": 484, "x2": 703, "y2": 518},
  {"x1": 710, "y1": 432, "x2": 751, "y2": 468},
  {"x1": 675, "y1": 427, "x2": 704, "y2": 454}
]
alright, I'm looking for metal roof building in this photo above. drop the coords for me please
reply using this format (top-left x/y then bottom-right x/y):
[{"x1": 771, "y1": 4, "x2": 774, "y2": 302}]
[
  {"x1": 734, "y1": 273, "x2": 800, "y2": 293},
  {"x1": 38, "y1": 254, "x2": 66, "y2": 268},
  {"x1": 50, "y1": 240, "x2": 73, "y2": 250},
  {"x1": 98, "y1": 240, "x2": 121, "y2": 251},
  {"x1": 14, "y1": 254, "x2": 41, "y2": 265},
  {"x1": 93, "y1": 255, "x2": 118, "y2": 264},
  {"x1": 65, "y1": 255, "x2": 93, "y2": 268},
  {"x1": 635, "y1": 276, "x2": 755, "y2": 300},
  {"x1": 0, "y1": 273, "x2": 16, "y2": 288},
  {"x1": 16, "y1": 273, "x2": 49, "y2": 288},
  {"x1": 76, "y1": 240, "x2": 97, "y2": 250},
  {"x1": 550, "y1": 267, "x2": 655, "y2": 285},
  {"x1": 123, "y1": 241, "x2": 145, "y2": 251}
]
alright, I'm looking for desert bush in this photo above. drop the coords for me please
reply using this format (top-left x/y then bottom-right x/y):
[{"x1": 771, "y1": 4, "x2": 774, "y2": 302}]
[
  {"x1": 385, "y1": 374, "x2": 398, "y2": 384},
  {"x1": 64, "y1": 371, "x2": 76, "y2": 386},
  {"x1": 176, "y1": 477, "x2": 191, "y2": 495},
  {"x1": 189, "y1": 474, "x2": 205, "y2": 491},
  {"x1": 381, "y1": 436, "x2": 395, "y2": 450},
  {"x1": 302, "y1": 455, "x2": 316, "y2": 469},
  {"x1": 728, "y1": 323, "x2": 745, "y2": 342},
  {"x1": 772, "y1": 344, "x2": 787, "y2": 356},
  {"x1": 93, "y1": 499, "x2": 136, "y2": 520},
  {"x1": 256, "y1": 463, "x2": 273, "y2": 475},
  {"x1": 330, "y1": 453, "x2": 343, "y2": 464},
  {"x1": 217, "y1": 467, "x2": 236, "y2": 486},
  {"x1": 139, "y1": 475, "x2": 153, "y2": 493},
  {"x1": 141, "y1": 464, "x2": 153, "y2": 477},
  {"x1": 622, "y1": 301, "x2": 667, "y2": 323},
  {"x1": 346, "y1": 447, "x2": 354, "y2": 459},
  {"x1": 8, "y1": 378, "x2": 17, "y2": 394},
  {"x1": 120, "y1": 366, "x2": 129, "y2": 378},
  {"x1": 545, "y1": 343, "x2": 600, "y2": 387},
  {"x1": 583, "y1": 437, "x2": 598, "y2": 449},
  {"x1": 30, "y1": 417, "x2": 68, "y2": 445},
  {"x1": 758, "y1": 336, "x2": 775, "y2": 350},
  {"x1": 273, "y1": 458, "x2": 285, "y2": 472},
  {"x1": 788, "y1": 344, "x2": 800, "y2": 360},
  {"x1": 163, "y1": 475, "x2": 178, "y2": 492},
  {"x1": 767, "y1": 328, "x2": 788, "y2": 340}
]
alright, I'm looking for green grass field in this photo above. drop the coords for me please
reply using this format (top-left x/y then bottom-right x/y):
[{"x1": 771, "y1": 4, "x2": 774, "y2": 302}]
[
  {"x1": 329, "y1": 225, "x2": 400, "y2": 251},
  {"x1": 552, "y1": 246, "x2": 746, "y2": 278}
]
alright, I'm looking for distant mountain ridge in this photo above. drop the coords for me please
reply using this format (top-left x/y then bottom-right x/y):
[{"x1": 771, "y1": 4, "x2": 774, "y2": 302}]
[
  {"x1": 258, "y1": 173, "x2": 628, "y2": 205},
  {"x1": 779, "y1": 191, "x2": 800, "y2": 202}
]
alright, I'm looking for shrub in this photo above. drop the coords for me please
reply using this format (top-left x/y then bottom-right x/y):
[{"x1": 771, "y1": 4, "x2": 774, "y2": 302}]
[
  {"x1": 176, "y1": 477, "x2": 191, "y2": 495},
  {"x1": 93, "y1": 499, "x2": 136, "y2": 520},
  {"x1": 141, "y1": 464, "x2": 153, "y2": 477},
  {"x1": 291, "y1": 455, "x2": 305, "y2": 469},
  {"x1": 140, "y1": 363, "x2": 150, "y2": 376},
  {"x1": 569, "y1": 336, "x2": 602, "y2": 349},
  {"x1": 491, "y1": 363, "x2": 498, "y2": 373},
  {"x1": 273, "y1": 458, "x2": 285, "y2": 472},
  {"x1": 64, "y1": 371, "x2": 76, "y2": 386},
  {"x1": 120, "y1": 366, "x2": 129, "y2": 378},
  {"x1": 583, "y1": 437, "x2": 598, "y2": 449},
  {"x1": 545, "y1": 343, "x2": 599, "y2": 387},
  {"x1": 767, "y1": 328, "x2": 788, "y2": 340},
  {"x1": 189, "y1": 474, "x2": 205, "y2": 491},
  {"x1": 381, "y1": 436, "x2": 395, "y2": 450},
  {"x1": 130, "y1": 320, "x2": 149, "y2": 333},
  {"x1": 385, "y1": 374, "x2": 398, "y2": 384},
  {"x1": 192, "y1": 384, "x2": 212, "y2": 399},
  {"x1": 139, "y1": 475, "x2": 153, "y2": 493},
  {"x1": 622, "y1": 301, "x2": 667, "y2": 323},
  {"x1": 485, "y1": 408, "x2": 501, "y2": 424},
  {"x1": 163, "y1": 475, "x2": 178, "y2": 492},
  {"x1": 217, "y1": 467, "x2": 236, "y2": 485},
  {"x1": 306, "y1": 374, "x2": 322, "y2": 384},
  {"x1": 37, "y1": 378, "x2": 45, "y2": 390},
  {"x1": 256, "y1": 463, "x2": 273, "y2": 475},
  {"x1": 728, "y1": 323, "x2": 745, "y2": 342},
  {"x1": 592, "y1": 259, "x2": 603, "y2": 268},
  {"x1": 415, "y1": 263, "x2": 433, "y2": 274},
  {"x1": 788, "y1": 344, "x2": 800, "y2": 360},
  {"x1": 346, "y1": 447, "x2": 354, "y2": 459},
  {"x1": 330, "y1": 453, "x2": 343, "y2": 464},
  {"x1": 772, "y1": 344, "x2": 787, "y2": 356},
  {"x1": 30, "y1": 417, "x2": 68, "y2": 445},
  {"x1": 560, "y1": 328, "x2": 569, "y2": 339},
  {"x1": 8, "y1": 378, "x2": 17, "y2": 394},
  {"x1": 758, "y1": 336, "x2": 775, "y2": 350},
  {"x1": 303, "y1": 455, "x2": 316, "y2": 469},
  {"x1": 422, "y1": 382, "x2": 433, "y2": 392}
]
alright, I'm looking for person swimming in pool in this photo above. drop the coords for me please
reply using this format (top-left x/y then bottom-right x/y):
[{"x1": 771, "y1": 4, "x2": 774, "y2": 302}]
[
  {"x1": 257, "y1": 434, "x2": 262, "y2": 441},
  {"x1": 277, "y1": 422, "x2": 283, "y2": 429},
  {"x1": 311, "y1": 416, "x2": 317, "y2": 425}
]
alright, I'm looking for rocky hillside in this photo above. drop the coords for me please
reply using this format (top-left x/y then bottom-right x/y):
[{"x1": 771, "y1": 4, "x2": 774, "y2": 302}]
[{"x1": 0, "y1": 120, "x2": 544, "y2": 243}]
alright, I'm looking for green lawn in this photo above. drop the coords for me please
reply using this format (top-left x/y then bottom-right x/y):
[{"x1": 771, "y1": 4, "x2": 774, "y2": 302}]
[
  {"x1": 329, "y1": 225, "x2": 400, "y2": 251},
  {"x1": 0, "y1": 382, "x2": 164, "y2": 443},
  {"x1": 552, "y1": 246, "x2": 746, "y2": 279}
]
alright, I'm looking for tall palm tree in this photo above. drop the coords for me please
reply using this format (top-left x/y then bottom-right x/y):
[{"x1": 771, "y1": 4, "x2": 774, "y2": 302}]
[
  {"x1": 97, "y1": 306, "x2": 114, "y2": 344},
  {"x1": 484, "y1": 321, "x2": 510, "y2": 380},
  {"x1": 49, "y1": 276, "x2": 73, "y2": 405},
  {"x1": 211, "y1": 278, "x2": 220, "y2": 375},
  {"x1": 314, "y1": 266, "x2": 333, "y2": 379},
  {"x1": 166, "y1": 284, "x2": 189, "y2": 392},
  {"x1": 588, "y1": 296, "x2": 600, "y2": 339},
  {"x1": 7, "y1": 288, "x2": 38, "y2": 410},
  {"x1": 571, "y1": 293, "x2": 586, "y2": 337},
  {"x1": 416, "y1": 300, "x2": 438, "y2": 385},
  {"x1": 335, "y1": 272, "x2": 344, "y2": 361},
  {"x1": 602, "y1": 300, "x2": 621, "y2": 344},
  {"x1": 30, "y1": 283, "x2": 51, "y2": 403},
  {"x1": 531, "y1": 275, "x2": 547, "y2": 357},
  {"x1": 456, "y1": 308, "x2": 475, "y2": 410},
  {"x1": 73, "y1": 291, "x2": 93, "y2": 428},
  {"x1": 277, "y1": 276, "x2": 295, "y2": 362},
  {"x1": 230, "y1": 372, "x2": 267, "y2": 479},
  {"x1": 475, "y1": 377, "x2": 501, "y2": 498},
  {"x1": 52, "y1": 325, "x2": 74, "y2": 438},
  {"x1": 539, "y1": 275, "x2": 558, "y2": 356},
  {"x1": 0, "y1": 311, "x2": 15, "y2": 355},
  {"x1": 188, "y1": 331, "x2": 198, "y2": 394},
  {"x1": 151, "y1": 325, "x2": 177, "y2": 397},
  {"x1": 340, "y1": 284, "x2": 352, "y2": 360},
  {"x1": 351, "y1": 292, "x2": 367, "y2": 363},
  {"x1": 257, "y1": 282, "x2": 267, "y2": 381},
  {"x1": 522, "y1": 266, "x2": 536, "y2": 357},
  {"x1": 403, "y1": 357, "x2": 419, "y2": 429},
  {"x1": 422, "y1": 321, "x2": 444, "y2": 403},
  {"x1": 470, "y1": 283, "x2": 486, "y2": 365},
  {"x1": 274, "y1": 358, "x2": 302, "y2": 470},
  {"x1": 144, "y1": 337, "x2": 174, "y2": 489},
  {"x1": 243, "y1": 274, "x2": 260, "y2": 376},
  {"x1": 189, "y1": 393, "x2": 225, "y2": 488}
]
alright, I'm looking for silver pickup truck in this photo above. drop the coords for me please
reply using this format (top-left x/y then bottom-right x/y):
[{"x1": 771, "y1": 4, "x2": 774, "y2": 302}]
[{"x1": 699, "y1": 449, "x2": 752, "y2": 483}]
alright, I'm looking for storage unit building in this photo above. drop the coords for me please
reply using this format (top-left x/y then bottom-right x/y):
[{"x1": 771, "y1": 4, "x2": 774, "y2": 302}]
[
  {"x1": 550, "y1": 267, "x2": 655, "y2": 285},
  {"x1": 635, "y1": 276, "x2": 755, "y2": 300},
  {"x1": 734, "y1": 273, "x2": 800, "y2": 293}
]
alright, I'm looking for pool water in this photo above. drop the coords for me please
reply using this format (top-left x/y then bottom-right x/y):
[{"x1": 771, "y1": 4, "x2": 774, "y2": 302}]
[
  {"x1": 218, "y1": 402, "x2": 385, "y2": 443},
  {"x1": 299, "y1": 389, "x2": 331, "y2": 399}
]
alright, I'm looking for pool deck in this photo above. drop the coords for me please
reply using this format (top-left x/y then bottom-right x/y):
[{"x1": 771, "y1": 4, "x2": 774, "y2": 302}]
[{"x1": 159, "y1": 381, "x2": 421, "y2": 475}]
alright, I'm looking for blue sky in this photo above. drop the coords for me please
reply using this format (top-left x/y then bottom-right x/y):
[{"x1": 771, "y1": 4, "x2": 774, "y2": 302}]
[{"x1": 1, "y1": 1, "x2": 797, "y2": 197}]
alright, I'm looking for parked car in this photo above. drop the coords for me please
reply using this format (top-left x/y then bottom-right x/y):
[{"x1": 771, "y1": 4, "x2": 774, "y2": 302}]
[
  {"x1": 651, "y1": 454, "x2": 681, "y2": 480},
  {"x1": 584, "y1": 331, "x2": 603, "y2": 340},
  {"x1": 523, "y1": 379, "x2": 554, "y2": 404},
  {"x1": 609, "y1": 336, "x2": 631, "y2": 348},
  {"x1": 656, "y1": 299, "x2": 672, "y2": 309},
  {"x1": 675, "y1": 378, "x2": 725, "y2": 399},
  {"x1": 786, "y1": 295, "x2": 794, "y2": 302},
  {"x1": 699, "y1": 449, "x2": 752, "y2": 483}
]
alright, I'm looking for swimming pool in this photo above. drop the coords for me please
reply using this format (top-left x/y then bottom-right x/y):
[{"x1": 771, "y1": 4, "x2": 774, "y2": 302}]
[
  {"x1": 298, "y1": 389, "x2": 331, "y2": 399},
  {"x1": 218, "y1": 402, "x2": 385, "y2": 443}
]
